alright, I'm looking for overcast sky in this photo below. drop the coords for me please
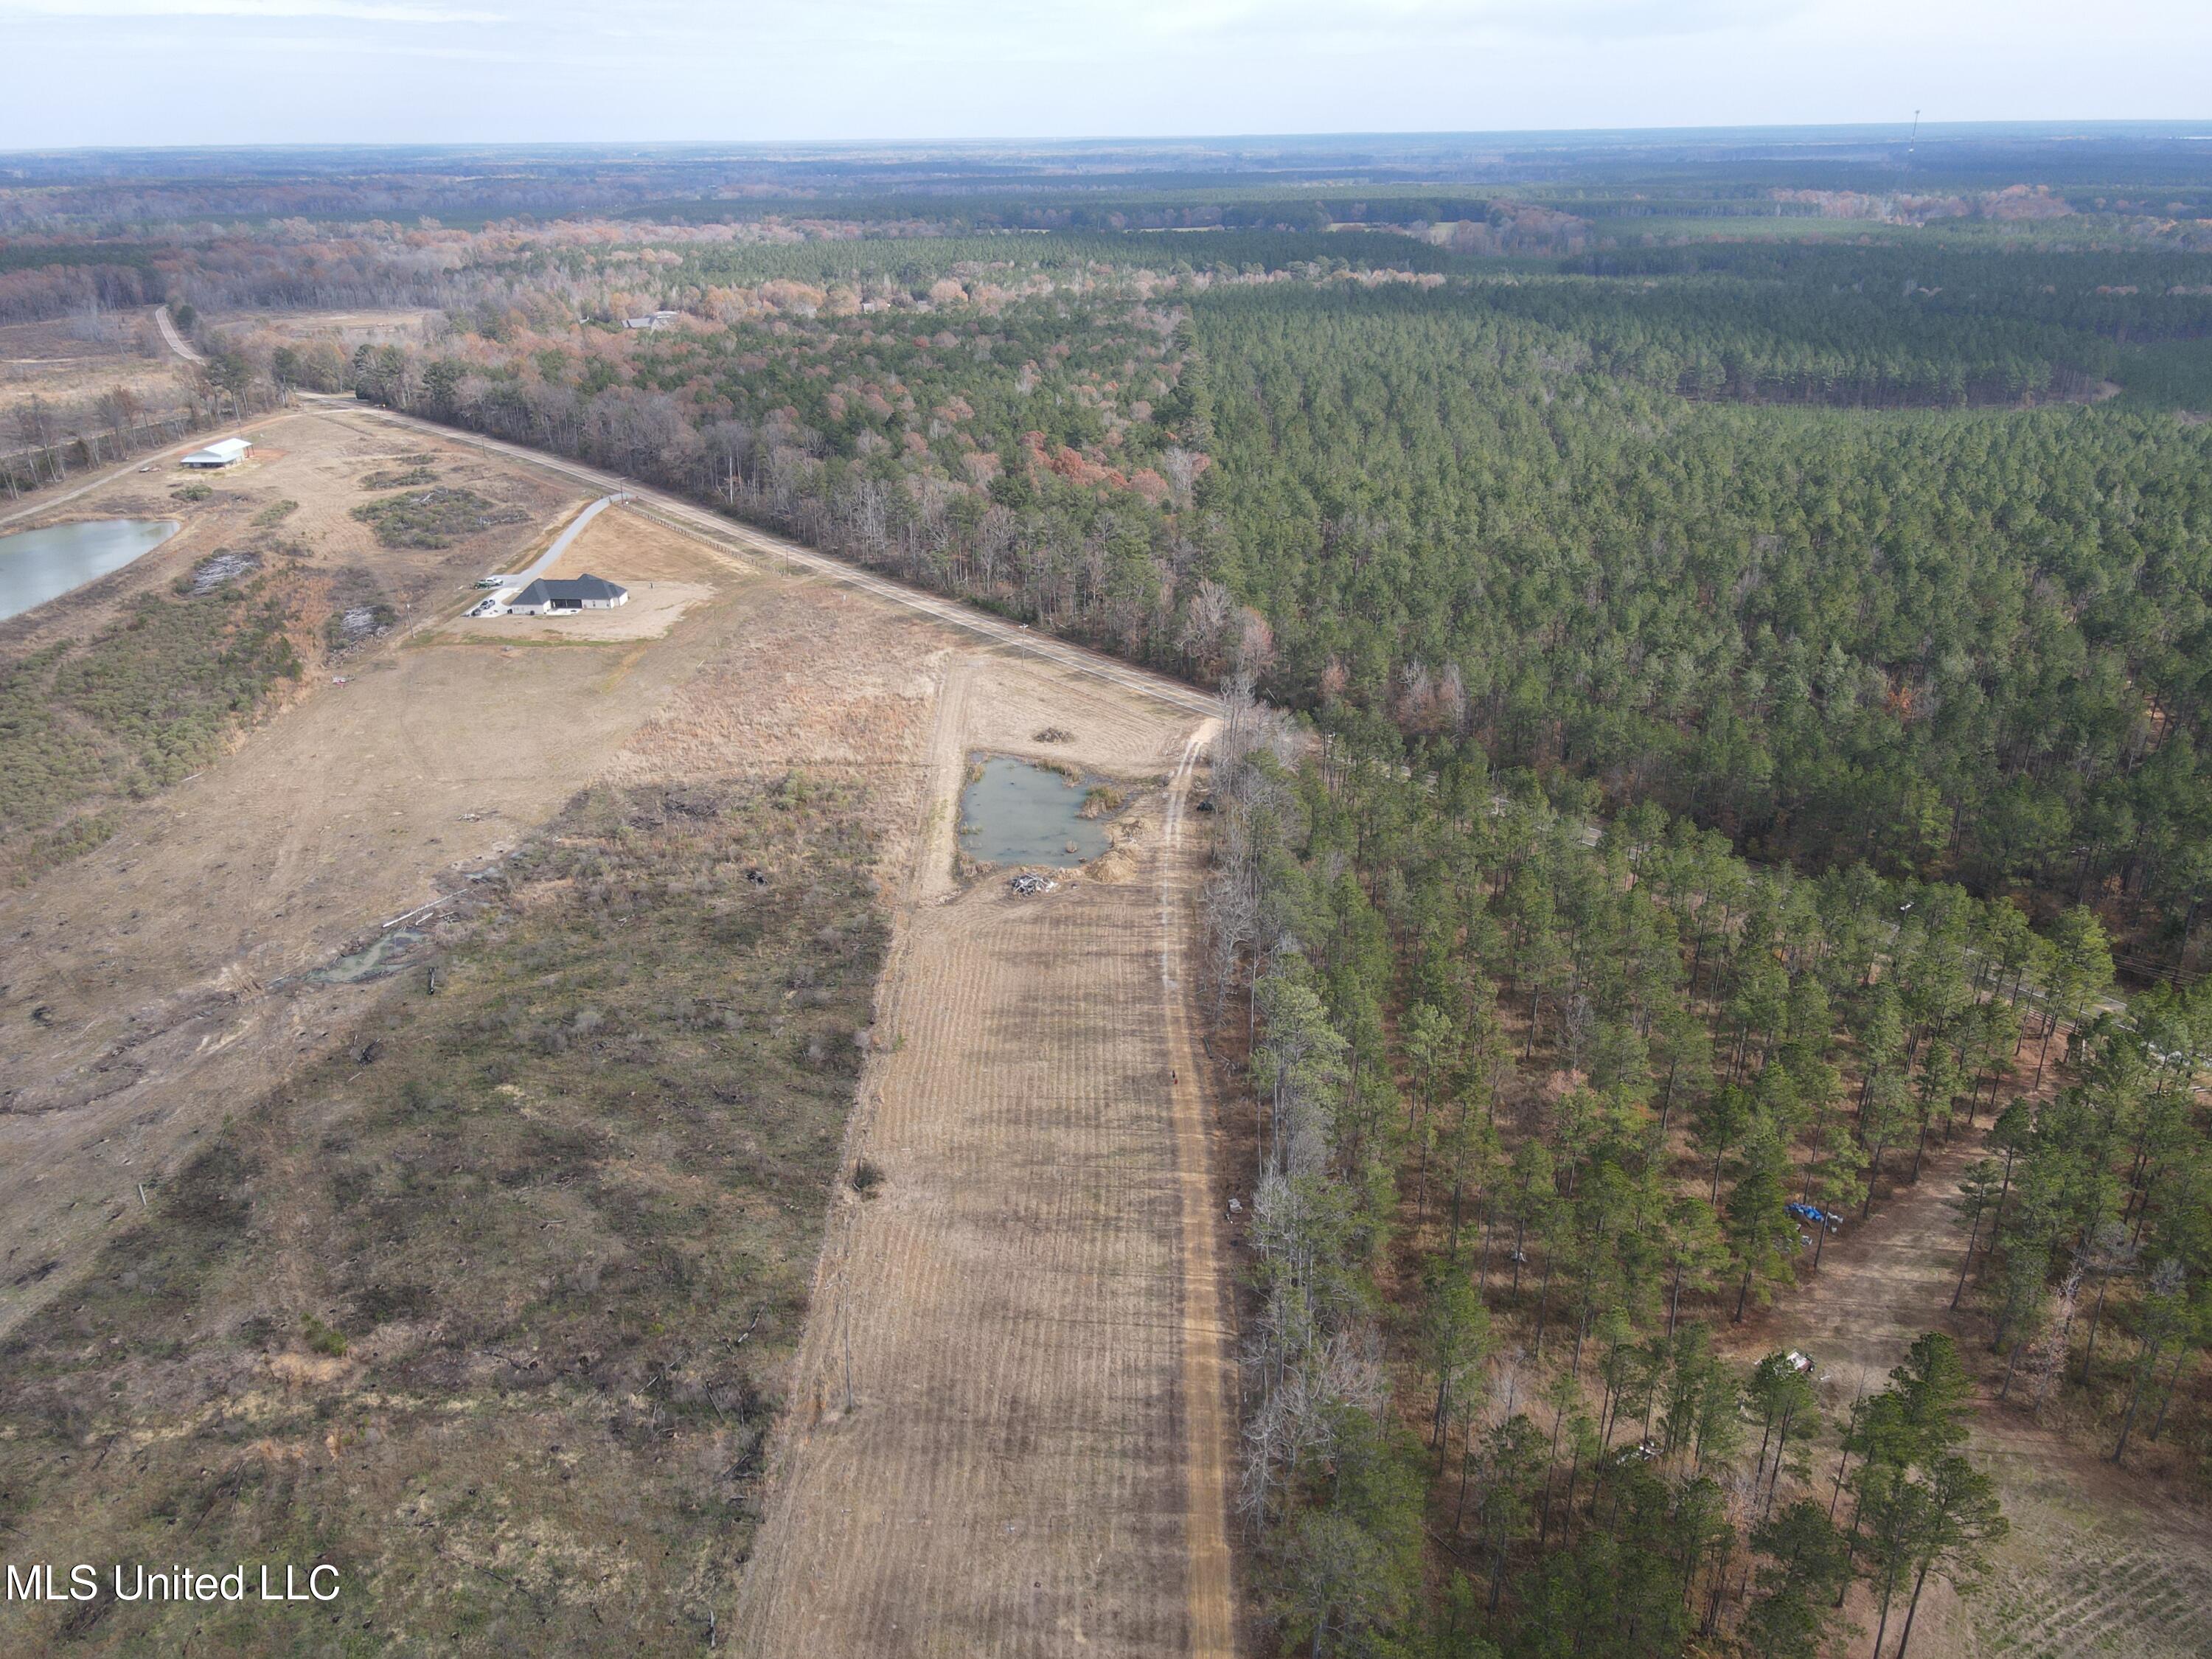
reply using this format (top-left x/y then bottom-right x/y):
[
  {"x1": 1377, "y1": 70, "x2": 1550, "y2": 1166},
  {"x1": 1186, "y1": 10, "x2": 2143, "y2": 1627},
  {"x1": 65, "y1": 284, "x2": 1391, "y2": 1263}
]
[{"x1": 4, "y1": 0, "x2": 2208, "y2": 150}]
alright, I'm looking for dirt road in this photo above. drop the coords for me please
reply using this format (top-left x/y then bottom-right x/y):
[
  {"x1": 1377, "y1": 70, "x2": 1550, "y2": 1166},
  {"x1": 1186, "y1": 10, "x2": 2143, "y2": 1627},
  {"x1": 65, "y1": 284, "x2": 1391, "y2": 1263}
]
[
  {"x1": 155, "y1": 303, "x2": 204, "y2": 364},
  {"x1": 1738, "y1": 1137, "x2": 2212, "y2": 1659},
  {"x1": 4, "y1": 398, "x2": 1242, "y2": 1653},
  {"x1": 0, "y1": 412, "x2": 624, "y2": 1335},
  {"x1": 0, "y1": 402, "x2": 296, "y2": 530}
]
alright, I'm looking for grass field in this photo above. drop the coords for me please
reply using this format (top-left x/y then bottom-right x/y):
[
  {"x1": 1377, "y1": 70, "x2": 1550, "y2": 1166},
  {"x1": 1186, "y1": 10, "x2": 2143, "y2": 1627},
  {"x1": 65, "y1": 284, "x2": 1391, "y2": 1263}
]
[
  {"x1": 0, "y1": 313, "x2": 186, "y2": 425},
  {"x1": 0, "y1": 386, "x2": 1238, "y2": 1652},
  {"x1": 0, "y1": 569, "x2": 304, "y2": 874},
  {"x1": 0, "y1": 772, "x2": 890, "y2": 1655},
  {"x1": 0, "y1": 406, "x2": 585, "y2": 883}
]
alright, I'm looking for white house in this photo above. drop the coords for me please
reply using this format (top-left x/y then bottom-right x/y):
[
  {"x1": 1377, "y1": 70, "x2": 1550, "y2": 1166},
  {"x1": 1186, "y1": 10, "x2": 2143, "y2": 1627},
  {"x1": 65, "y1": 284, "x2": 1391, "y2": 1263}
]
[
  {"x1": 503, "y1": 574, "x2": 629, "y2": 616},
  {"x1": 179, "y1": 437, "x2": 252, "y2": 470}
]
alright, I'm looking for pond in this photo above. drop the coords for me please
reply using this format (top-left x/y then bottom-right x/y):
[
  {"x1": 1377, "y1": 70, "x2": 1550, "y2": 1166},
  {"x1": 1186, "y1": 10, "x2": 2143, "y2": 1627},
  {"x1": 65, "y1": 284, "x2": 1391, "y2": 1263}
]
[
  {"x1": 958, "y1": 755, "x2": 1115, "y2": 868},
  {"x1": 0, "y1": 518, "x2": 180, "y2": 622},
  {"x1": 305, "y1": 928, "x2": 424, "y2": 985}
]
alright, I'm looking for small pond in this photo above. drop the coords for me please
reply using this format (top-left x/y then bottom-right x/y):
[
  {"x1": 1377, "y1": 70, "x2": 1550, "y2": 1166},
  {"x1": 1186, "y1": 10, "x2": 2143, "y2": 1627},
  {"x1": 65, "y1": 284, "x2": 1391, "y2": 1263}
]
[
  {"x1": 0, "y1": 518, "x2": 179, "y2": 622},
  {"x1": 305, "y1": 929, "x2": 424, "y2": 985},
  {"x1": 958, "y1": 755, "x2": 1114, "y2": 868}
]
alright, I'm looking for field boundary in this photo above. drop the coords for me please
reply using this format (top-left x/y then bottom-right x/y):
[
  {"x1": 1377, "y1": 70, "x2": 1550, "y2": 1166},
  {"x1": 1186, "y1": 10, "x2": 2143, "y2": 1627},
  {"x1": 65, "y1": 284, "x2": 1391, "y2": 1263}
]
[{"x1": 1163, "y1": 725, "x2": 1237, "y2": 1655}]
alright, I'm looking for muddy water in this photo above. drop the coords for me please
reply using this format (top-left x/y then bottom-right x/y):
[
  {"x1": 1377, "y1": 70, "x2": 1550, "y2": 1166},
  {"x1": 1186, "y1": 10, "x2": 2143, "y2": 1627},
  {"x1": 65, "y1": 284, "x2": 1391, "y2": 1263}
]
[
  {"x1": 306, "y1": 928, "x2": 424, "y2": 984},
  {"x1": 0, "y1": 518, "x2": 179, "y2": 620},
  {"x1": 957, "y1": 755, "x2": 1111, "y2": 866}
]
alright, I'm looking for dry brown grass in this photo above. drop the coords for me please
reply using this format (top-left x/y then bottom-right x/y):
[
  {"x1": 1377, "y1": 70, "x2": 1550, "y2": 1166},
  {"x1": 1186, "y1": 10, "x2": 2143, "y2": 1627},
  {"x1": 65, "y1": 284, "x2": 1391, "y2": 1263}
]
[
  {"x1": 731, "y1": 669, "x2": 1233, "y2": 1657},
  {"x1": 1720, "y1": 1104, "x2": 2212, "y2": 1659},
  {"x1": 0, "y1": 407, "x2": 613, "y2": 1335},
  {"x1": 0, "y1": 313, "x2": 186, "y2": 422},
  {"x1": 0, "y1": 773, "x2": 893, "y2": 1657},
  {"x1": 439, "y1": 507, "x2": 726, "y2": 644},
  {"x1": 0, "y1": 395, "x2": 1239, "y2": 1654},
  {"x1": 229, "y1": 307, "x2": 434, "y2": 349}
]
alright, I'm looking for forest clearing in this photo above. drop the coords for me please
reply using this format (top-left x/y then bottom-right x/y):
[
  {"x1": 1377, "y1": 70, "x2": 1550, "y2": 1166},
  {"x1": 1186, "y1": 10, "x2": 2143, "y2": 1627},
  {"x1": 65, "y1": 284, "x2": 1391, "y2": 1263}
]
[
  {"x1": 2, "y1": 406, "x2": 606, "y2": 1328},
  {"x1": 0, "y1": 384, "x2": 1235, "y2": 1654},
  {"x1": 7, "y1": 297, "x2": 2205, "y2": 1659},
  {"x1": 1728, "y1": 1126, "x2": 2212, "y2": 1659},
  {"x1": 0, "y1": 312, "x2": 186, "y2": 429},
  {"x1": 732, "y1": 664, "x2": 1230, "y2": 1656}
]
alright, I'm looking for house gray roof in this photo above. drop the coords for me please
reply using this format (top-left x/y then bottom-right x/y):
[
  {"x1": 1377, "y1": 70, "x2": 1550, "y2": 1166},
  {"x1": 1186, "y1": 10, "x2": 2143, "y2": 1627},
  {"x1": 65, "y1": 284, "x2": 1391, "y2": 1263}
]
[{"x1": 510, "y1": 574, "x2": 626, "y2": 608}]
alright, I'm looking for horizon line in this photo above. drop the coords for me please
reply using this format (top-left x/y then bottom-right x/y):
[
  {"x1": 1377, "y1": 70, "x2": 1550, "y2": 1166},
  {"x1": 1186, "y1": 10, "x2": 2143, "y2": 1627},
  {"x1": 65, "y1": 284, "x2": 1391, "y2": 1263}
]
[{"x1": 7, "y1": 117, "x2": 2212, "y2": 161}]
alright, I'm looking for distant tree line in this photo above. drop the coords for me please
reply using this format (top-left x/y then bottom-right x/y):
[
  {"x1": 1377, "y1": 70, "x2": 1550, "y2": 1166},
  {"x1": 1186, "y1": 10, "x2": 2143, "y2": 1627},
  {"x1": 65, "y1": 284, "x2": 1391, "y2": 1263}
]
[{"x1": 333, "y1": 232, "x2": 2212, "y2": 964}]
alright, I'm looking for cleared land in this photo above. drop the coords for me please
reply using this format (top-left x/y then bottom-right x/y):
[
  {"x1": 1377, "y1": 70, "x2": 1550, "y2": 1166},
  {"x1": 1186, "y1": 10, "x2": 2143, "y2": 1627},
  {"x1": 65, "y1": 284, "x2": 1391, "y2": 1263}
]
[
  {"x1": 0, "y1": 311, "x2": 184, "y2": 423},
  {"x1": 439, "y1": 504, "x2": 718, "y2": 643},
  {"x1": 1730, "y1": 1117, "x2": 2212, "y2": 1659},
  {"x1": 0, "y1": 407, "x2": 636, "y2": 1328},
  {"x1": 0, "y1": 396, "x2": 1235, "y2": 1654},
  {"x1": 241, "y1": 306, "x2": 434, "y2": 349},
  {"x1": 732, "y1": 661, "x2": 1227, "y2": 1657}
]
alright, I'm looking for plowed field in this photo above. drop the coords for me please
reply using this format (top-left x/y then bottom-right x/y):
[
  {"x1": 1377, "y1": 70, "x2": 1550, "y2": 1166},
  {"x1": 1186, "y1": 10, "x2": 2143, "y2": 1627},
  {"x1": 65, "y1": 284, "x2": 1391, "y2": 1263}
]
[{"x1": 733, "y1": 684, "x2": 1232, "y2": 1657}]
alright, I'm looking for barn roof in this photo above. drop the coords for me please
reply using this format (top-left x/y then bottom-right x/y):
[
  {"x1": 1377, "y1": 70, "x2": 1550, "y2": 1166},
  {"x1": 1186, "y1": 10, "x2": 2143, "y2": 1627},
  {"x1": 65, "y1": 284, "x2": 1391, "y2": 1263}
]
[{"x1": 180, "y1": 437, "x2": 252, "y2": 465}]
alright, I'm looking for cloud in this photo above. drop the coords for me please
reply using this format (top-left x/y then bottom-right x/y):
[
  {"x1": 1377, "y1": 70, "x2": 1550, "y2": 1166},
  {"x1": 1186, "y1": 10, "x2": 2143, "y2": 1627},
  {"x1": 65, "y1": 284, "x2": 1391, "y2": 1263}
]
[
  {"x1": 3, "y1": 0, "x2": 2208, "y2": 146},
  {"x1": 1, "y1": 0, "x2": 501, "y2": 21},
  {"x1": 598, "y1": 0, "x2": 1817, "y2": 80},
  {"x1": 1152, "y1": 0, "x2": 1800, "y2": 44}
]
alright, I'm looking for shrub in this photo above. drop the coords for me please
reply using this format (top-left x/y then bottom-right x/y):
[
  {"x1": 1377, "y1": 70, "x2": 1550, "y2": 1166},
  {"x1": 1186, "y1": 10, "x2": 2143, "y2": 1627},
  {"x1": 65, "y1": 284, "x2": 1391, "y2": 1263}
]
[
  {"x1": 0, "y1": 586, "x2": 301, "y2": 870},
  {"x1": 349, "y1": 485, "x2": 524, "y2": 548}
]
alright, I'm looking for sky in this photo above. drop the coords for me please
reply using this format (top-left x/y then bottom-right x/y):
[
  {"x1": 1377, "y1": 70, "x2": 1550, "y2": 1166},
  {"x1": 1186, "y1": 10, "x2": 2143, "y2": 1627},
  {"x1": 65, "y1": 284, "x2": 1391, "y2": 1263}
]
[{"x1": 4, "y1": 0, "x2": 2209, "y2": 150}]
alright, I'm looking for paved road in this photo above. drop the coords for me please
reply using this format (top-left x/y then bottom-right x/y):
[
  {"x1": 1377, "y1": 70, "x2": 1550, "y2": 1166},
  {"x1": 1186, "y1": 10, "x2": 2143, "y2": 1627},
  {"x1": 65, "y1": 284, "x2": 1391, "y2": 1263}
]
[
  {"x1": 305, "y1": 396, "x2": 1221, "y2": 720},
  {"x1": 515, "y1": 493, "x2": 618, "y2": 582},
  {"x1": 155, "y1": 305, "x2": 204, "y2": 364},
  {"x1": 476, "y1": 493, "x2": 622, "y2": 605}
]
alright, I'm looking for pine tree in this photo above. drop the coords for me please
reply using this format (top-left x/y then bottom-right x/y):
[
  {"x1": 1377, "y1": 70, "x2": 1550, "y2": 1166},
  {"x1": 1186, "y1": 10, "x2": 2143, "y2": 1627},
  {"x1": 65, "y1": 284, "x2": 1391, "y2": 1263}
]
[
  {"x1": 1744, "y1": 1500, "x2": 1856, "y2": 1659},
  {"x1": 1725, "y1": 1116, "x2": 1798, "y2": 1321}
]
